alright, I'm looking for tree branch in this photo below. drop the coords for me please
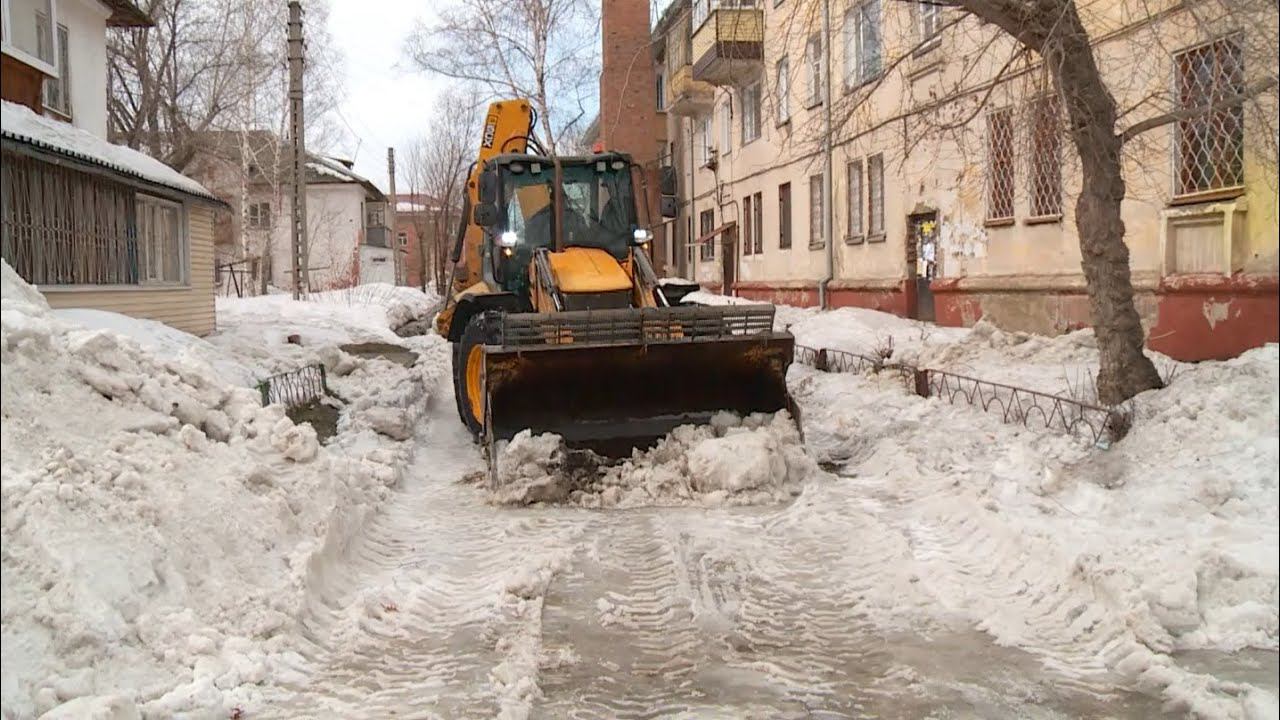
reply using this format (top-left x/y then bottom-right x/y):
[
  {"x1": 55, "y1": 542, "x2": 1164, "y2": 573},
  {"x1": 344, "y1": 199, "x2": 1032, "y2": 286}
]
[{"x1": 1119, "y1": 77, "x2": 1277, "y2": 144}]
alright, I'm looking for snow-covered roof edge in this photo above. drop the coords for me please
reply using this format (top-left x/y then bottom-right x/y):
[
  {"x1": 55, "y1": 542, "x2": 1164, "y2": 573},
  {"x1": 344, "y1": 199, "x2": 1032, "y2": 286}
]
[
  {"x1": 306, "y1": 154, "x2": 387, "y2": 201},
  {"x1": 0, "y1": 101, "x2": 223, "y2": 204}
]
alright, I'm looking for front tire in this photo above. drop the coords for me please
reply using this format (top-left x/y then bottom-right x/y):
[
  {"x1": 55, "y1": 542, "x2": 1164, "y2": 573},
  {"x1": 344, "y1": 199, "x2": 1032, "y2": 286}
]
[{"x1": 451, "y1": 314, "x2": 491, "y2": 439}]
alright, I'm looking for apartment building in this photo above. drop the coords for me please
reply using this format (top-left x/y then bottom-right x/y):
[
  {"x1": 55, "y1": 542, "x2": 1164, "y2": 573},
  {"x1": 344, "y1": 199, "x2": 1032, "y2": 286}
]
[{"x1": 648, "y1": 0, "x2": 1278, "y2": 361}]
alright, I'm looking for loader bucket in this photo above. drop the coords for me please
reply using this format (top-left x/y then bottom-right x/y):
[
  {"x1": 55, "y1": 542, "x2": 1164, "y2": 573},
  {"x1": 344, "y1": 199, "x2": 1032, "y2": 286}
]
[{"x1": 482, "y1": 305, "x2": 796, "y2": 456}]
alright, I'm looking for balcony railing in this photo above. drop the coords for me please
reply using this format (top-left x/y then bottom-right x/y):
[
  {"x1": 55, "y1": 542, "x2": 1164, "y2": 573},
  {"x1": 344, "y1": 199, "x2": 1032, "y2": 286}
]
[{"x1": 691, "y1": 6, "x2": 763, "y2": 86}]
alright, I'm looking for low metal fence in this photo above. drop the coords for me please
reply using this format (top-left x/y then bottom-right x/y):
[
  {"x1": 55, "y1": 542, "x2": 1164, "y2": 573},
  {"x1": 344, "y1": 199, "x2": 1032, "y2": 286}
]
[
  {"x1": 793, "y1": 344, "x2": 1127, "y2": 445},
  {"x1": 256, "y1": 364, "x2": 329, "y2": 408}
]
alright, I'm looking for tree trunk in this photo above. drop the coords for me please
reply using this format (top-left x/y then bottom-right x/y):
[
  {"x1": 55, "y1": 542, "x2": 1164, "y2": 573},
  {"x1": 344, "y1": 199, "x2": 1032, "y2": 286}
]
[{"x1": 962, "y1": 0, "x2": 1162, "y2": 404}]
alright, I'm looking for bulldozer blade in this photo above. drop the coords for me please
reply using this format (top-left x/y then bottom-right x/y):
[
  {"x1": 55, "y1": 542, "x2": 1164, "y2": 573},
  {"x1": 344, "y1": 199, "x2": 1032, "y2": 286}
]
[{"x1": 482, "y1": 306, "x2": 796, "y2": 457}]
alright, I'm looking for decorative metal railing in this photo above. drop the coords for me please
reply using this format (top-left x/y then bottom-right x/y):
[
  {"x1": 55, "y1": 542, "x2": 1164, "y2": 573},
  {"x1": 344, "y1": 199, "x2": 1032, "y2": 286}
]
[
  {"x1": 256, "y1": 364, "x2": 329, "y2": 408},
  {"x1": 792, "y1": 344, "x2": 1128, "y2": 445}
]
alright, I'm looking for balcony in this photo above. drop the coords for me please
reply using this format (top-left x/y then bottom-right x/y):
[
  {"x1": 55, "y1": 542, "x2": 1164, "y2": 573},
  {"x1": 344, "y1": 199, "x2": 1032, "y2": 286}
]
[
  {"x1": 691, "y1": 7, "x2": 763, "y2": 86},
  {"x1": 667, "y1": 64, "x2": 714, "y2": 116}
]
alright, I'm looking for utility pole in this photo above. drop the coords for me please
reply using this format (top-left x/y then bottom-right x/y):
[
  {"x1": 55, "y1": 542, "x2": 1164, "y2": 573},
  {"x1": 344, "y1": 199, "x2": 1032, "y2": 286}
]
[
  {"x1": 387, "y1": 147, "x2": 400, "y2": 285},
  {"x1": 287, "y1": 0, "x2": 309, "y2": 299}
]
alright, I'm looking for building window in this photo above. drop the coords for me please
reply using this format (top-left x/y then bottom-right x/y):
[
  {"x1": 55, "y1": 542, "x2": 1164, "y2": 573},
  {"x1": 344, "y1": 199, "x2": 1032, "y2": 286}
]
[
  {"x1": 846, "y1": 159, "x2": 863, "y2": 242},
  {"x1": 686, "y1": 216, "x2": 694, "y2": 264},
  {"x1": 806, "y1": 35, "x2": 824, "y2": 106},
  {"x1": 843, "y1": 0, "x2": 881, "y2": 89},
  {"x1": 720, "y1": 101, "x2": 732, "y2": 157},
  {"x1": 917, "y1": 2, "x2": 942, "y2": 45},
  {"x1": 693, "y1": 0, "x2": 710, "y2": 28},
  {"x1": 751, "y1": 190, "x2": 763, "y2": 254},
  {"x1": 778, "y1": 183, "x2": 792, "y2": 249},
  {"x1": 1028, "y1": 96, "x2": 1062, "y2": 218},
  {"x1": 986, "y1": 108, "x2": 1015, "y2": 222},
  {"x1": 868, "y1": 153, "x2": 884, "y2": 237},
  {"x1": 1174, "y1": 36, "x2": 1244, "y2": 196},
  {"x1": 741, "y1": 83, "x2": 761, "y2": 143},
  {"x1": 775, "y1": 57, "x2": 790, "y2": 124},
  {"x1": 700, "y1": 115, "x2": 714, "y2": 166},
  {"x1": 137, "y1": 195, "x2": 186, "y2": 285},
  {"x1": 26, "y1": 5, "x2": 56, "y2": 67},
  {"x1": 655, "y1": 71, "x2": 666, "y2": 110},
  {"x1": 42, "y1": 23, "x2": 70, "y2": 117},
  {"x1": 397, "y1": 231, "x2": 408, "y2": 247},
  {"x1": 742, "y1": 194, "x2": 754, "y2": 255},
  {"x1": 247, "y1": 202, "x2": 272, "y2": 229},
  {"x1": 809, "y1": 174, "x2": 825, "y2": 248},
  {"x1": 699, "y1": 209, "x2": 716, "y2": 261},
  {"x1": 366, "y1": 202, "x2": 386, "y2": 228}
]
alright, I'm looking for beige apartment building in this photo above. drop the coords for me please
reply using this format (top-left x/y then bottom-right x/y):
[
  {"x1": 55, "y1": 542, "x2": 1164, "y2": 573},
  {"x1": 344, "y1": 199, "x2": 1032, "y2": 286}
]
[{"x1": 644, "y1": 0, "x2": 1278, "y2": 361}]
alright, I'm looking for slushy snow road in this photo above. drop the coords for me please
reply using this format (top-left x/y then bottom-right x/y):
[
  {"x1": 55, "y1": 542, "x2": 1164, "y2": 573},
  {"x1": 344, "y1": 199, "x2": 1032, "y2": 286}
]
[{"x1": 3, "y1": 266, "x2": 1276, "y2": 719}]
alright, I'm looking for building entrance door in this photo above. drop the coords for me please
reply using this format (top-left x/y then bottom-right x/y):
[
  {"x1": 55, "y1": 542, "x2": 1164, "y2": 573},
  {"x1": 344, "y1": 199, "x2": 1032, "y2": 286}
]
[{"x1": 908, "y1": 213, "x2": 938, "y2": 321}]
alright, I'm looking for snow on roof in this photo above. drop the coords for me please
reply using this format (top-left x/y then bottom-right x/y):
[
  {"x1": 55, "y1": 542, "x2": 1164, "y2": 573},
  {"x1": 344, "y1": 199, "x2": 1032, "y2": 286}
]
[
  {"x1": 0, "y1": 100, "x2": 217, "y2": 201},
  {"x1": 395, "y1": 200, "x2": 431, "y2": 213}
]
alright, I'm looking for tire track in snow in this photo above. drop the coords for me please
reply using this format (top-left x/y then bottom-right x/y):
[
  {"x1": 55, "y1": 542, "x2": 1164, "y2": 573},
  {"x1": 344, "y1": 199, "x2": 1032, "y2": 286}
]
[
  {"x1": 536, "y1": 515, "x2": 712, "y2": 718},
  {"x1": 255, "y1": 387, "x2": 589, "y2": 719}
]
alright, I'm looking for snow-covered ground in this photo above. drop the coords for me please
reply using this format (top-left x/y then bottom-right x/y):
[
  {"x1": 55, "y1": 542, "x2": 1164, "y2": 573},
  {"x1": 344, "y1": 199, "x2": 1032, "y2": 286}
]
[
  {"x1": 1, "y1": 266, "x2": 441, "y2": 718},
  {"x1": 3, "y1": 275, "x2": 1276, "y2": 719}
]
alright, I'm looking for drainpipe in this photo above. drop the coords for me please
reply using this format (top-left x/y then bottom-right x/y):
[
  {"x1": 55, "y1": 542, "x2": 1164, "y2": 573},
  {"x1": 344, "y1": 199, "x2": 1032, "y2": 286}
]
[
  {"x1": 817, "y1": 0, "x2": 835, "y2": 309},
  {"x1": 687, "y1": 116, "x2": 696, "y2": 279}
]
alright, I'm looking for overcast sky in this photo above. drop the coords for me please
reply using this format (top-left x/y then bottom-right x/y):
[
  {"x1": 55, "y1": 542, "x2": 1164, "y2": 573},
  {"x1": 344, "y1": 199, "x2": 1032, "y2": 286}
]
[{"x1": 325, "y1": 0, "x2": 444, "y2": 191}]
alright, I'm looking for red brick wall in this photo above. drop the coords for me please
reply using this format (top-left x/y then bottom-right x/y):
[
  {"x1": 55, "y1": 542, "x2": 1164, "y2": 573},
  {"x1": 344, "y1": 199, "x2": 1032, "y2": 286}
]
[{"x1": 599, "y1": 0, "x2": 665, "y2": 271}]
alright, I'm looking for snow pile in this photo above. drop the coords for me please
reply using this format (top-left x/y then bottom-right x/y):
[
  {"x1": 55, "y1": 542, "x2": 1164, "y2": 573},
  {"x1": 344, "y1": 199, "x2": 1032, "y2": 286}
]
[
  {"x1": 786, "y1": 305, "x2": 966, "y2": 365},
  {"x1": 0, "y1": 264, "x2": 432, "y2": 718},
  {"x1": 0, "y1": 100, "x2": 212, "y2": 199},
  {"x1": 789, "y1": 327, "x2": 1279, "y2": 715},
  {"x1": 491, "y1": 412, "x2": 816, "y2": 508}
]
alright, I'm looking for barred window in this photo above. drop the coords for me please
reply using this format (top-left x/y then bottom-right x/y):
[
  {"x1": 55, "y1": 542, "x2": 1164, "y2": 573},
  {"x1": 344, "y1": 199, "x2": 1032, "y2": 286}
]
[
  {"x1": 751, "y1": 191, "x2": 763, "y2": 254},
  {"x1": 1, "y1": 152, "x2": 192, "y2": 286},
  {"x1": 742, "y1": 194, "x2": 754, "y2": 255},
  {"x1": 986, "y1": 109, "x2": 1015, "y2": 221},
  {"x1": 699, "y1": 208, "x2": 716, "y2": 261},
  {"x1": 846, "y1": 159, "x2": 863, "y2": 242},
  {"x1": 809, "y1": 174, "x2": 825, "y2": 248},
  {"x1": 1029, "y1": 96, "x2": 1062, "y2": 217},
  {"x1": 778, "y1": 183, "x2": 792, "y2": 249},
  {"x1": 1175, "y1": 36, "x2": 1244, "y2": 196}
]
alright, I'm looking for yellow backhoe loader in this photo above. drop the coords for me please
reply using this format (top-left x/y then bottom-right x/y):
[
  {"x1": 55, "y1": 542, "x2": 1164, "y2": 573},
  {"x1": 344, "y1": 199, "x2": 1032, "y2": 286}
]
[{"x1": 435, "y1": 99, "x2": 797, "y2": 472}]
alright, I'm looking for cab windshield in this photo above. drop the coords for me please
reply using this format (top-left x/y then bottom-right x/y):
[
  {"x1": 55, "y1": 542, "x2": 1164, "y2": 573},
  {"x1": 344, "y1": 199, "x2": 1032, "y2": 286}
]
[{"x1": 500, "y1": 160, "x2": 637, "y2": 260}]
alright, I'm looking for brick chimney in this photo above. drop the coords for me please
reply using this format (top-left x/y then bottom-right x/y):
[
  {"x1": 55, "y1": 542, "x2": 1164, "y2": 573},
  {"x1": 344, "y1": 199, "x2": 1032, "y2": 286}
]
[{"x1": 599, "y1": 0, "x2": 665, "y2": 269}]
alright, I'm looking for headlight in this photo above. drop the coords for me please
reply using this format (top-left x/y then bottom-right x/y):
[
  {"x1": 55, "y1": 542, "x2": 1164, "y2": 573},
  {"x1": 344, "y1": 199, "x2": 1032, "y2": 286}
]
[
  {"x1": 499, "y1": 231, "x2": 519, "y2": 248},
  {"x1": 632, "y1": 228, "x2": 653, "y2": 245}
]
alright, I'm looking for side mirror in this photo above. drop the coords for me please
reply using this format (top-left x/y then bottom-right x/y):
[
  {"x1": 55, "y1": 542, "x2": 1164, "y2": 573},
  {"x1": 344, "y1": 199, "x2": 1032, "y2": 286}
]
[
  {"x1": 659, "y1": 166, "x2": 677, "y2": 197},
  {"x1": 659, "y1": 195, "x2": 678, "y2": 219},
  {"x1": 473, "y1": 202, "x2": 499, "y2": 226},
  {"x1": 478, "y1": 169, "x2": 499, "y2": 204}
]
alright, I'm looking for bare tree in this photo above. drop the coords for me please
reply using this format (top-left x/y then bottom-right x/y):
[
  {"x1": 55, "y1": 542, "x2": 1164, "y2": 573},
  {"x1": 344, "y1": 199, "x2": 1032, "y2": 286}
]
[
  {"x1": 751, "y1": 0, "x2": 1276, "y2": 403},
  {"x1": 403, "y1": 0, "x2": 598, "y2": 154},
  {"x1": 107, "y1": 0, "x2": 344, "y2": 171},
  {"x1": 402, "y1": 88, "x2": 481, "y2": 293}
]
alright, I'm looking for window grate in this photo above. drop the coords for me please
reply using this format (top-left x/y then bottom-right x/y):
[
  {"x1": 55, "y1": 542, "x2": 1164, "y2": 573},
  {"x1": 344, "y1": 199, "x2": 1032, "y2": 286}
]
[
  {"x1": 809, "y1": 174, "x2": 825, "y2": 249},
  {"x1": 699, "y1": 209, "x2": 716, "y2": 261},
  {"x1": 1028, "y1": 96, "x2": 1062, "y2": 217},
  {"x1": 986, "y1": 109, "x2": 1015, "y2": 221},
  {"x1": 1175, "y1": 37, "x2": 1244, "y2": 196},
  {"x1": 1, "y1": 152, "x2": 140, "y2": 285}
]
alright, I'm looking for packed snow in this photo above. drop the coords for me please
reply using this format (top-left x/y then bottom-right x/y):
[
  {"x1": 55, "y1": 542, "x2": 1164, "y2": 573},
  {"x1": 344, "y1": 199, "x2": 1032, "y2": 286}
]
[{"x1": 0, "y1": 101, "x2": 213, "y2": 199}]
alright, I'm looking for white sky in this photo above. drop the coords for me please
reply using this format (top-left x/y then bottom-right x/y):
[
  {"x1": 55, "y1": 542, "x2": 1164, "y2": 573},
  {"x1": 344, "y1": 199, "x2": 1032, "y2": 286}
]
[{"x1": 324, "y1": 0, "x2": 445, "y2": 192}]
